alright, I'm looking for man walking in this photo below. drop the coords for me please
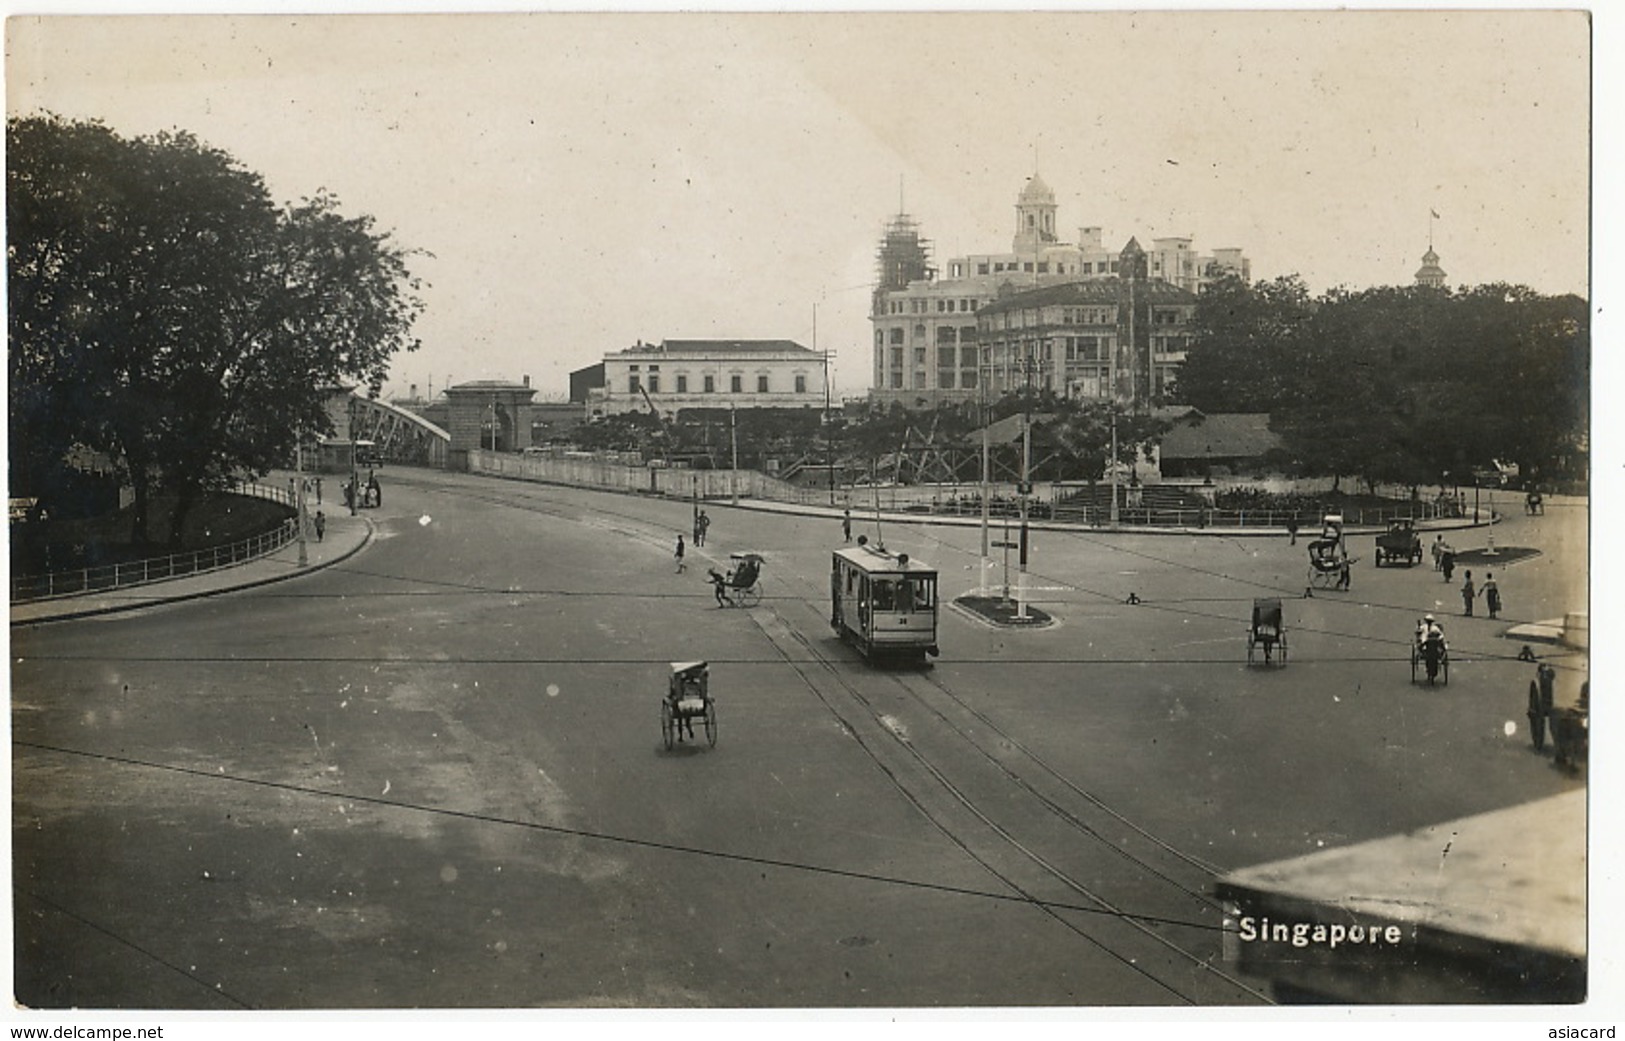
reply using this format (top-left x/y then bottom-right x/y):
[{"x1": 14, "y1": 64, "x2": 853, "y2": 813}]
[
  {"x1": 1461, "y1": 570, "x2": 1475, "y2": 616},
  {"x1": 1481, "y1": 572, "x2": 1501, "y2": 619},
  {"x1": 674, "y1": 534, "x2": 687, "y2": 573},
  {"x1": 313, "y1": 510, "x2": 326, "y2": 542},
  {"x1": 842, "y1": 508, "x2": 852, "y2": 542},
  {"x1": 695, "y1": 510, "x2": 710, "y2": 547}
]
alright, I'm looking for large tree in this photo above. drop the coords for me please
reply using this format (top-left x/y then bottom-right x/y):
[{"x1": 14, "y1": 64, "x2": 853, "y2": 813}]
[{"x1": 8, "y1": 114, "x2": 426, "y2": 545}]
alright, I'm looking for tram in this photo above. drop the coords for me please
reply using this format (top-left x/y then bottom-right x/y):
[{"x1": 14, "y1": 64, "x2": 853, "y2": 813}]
[{"x1": 831, "y1": 536, "x2": 940, "y2": 663}]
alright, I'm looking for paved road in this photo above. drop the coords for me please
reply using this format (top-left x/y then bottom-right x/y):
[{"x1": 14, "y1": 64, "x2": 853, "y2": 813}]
[{"x1": 10, "y1": 468, "x2": 1588, "y2": 1008}]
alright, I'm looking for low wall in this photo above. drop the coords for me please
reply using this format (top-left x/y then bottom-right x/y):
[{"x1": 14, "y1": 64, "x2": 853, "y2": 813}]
[{"x1": 469, "y1": 450, "x2": 782, "y2": 502}]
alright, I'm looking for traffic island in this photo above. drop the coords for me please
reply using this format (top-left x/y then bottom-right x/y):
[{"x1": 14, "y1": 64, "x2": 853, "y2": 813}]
[
  {"x1": 953, "y1": 594, "x2": 1055, "y2": 628},
  {"x1": 1448, "y1": 546, "x2": 1542, "y2": 567}
]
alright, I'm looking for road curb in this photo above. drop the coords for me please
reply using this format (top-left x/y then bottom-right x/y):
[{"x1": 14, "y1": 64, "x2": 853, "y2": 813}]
[{"x1": 10, "y1": 516, "x2": 376, "y2": 627}]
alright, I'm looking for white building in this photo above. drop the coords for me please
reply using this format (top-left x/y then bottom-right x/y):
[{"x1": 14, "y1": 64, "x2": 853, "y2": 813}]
[
  {"x1": 592, "y1": 339, "x2": 830, "y2": 419},
  {"x1": 870, "y1": 175, "x2": 1248, "y2": 407}
]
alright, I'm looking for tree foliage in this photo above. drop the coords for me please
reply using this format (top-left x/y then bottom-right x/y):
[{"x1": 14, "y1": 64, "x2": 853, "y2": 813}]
[
  {"x1": 8, "y1": 114, "x2": 426, "y2": 544},
  {"x1": 1173, "y1": 274, "x2": 1588, "y2": 488}
]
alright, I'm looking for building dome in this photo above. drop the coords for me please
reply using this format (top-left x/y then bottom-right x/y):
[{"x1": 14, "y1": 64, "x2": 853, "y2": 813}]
[
  {"x1": 1019, "y1": 173, "x2": 1055, "y2": 205},
  {"x1": 1415, "y1": 246, "x2": 1447, "y2": 288}
]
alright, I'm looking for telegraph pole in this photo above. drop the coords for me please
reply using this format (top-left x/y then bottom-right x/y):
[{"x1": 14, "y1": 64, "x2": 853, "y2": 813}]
[{"x1": 296, "y1": 436, "x2": 309, "y2": 566}]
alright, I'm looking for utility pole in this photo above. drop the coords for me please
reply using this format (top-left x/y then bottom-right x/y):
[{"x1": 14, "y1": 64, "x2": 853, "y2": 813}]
[
  {"x1": 296, "y1": 436, "x2": 308, "y2": 566},
  {"x1": 1109, "y1": 409, "x2": 1120, "y2": 529},
  {"x1": 979, "y1": 369, "x2": 990, "y2": 592},
  {"x1": 1018, "y1": 351, "x2": 1032, "y2": 620},
  {"x1": 730, "y1": 403, "x2": 739, "y2": 505}
]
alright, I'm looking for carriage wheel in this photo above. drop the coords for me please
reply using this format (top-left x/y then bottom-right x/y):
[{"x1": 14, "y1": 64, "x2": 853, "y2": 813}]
[
  {"x1": 739, "y1": 582, "x2": 762, "y2": 607},
  {"x1": 1440, "y1": 650, "x2": 1449, "y2": 685},
  {"x1": 704, "y1": 700, "x2": 718, "y2": 747},
  {"x1": 661, "y1": 700, "x2": 676, "y2": 751}
]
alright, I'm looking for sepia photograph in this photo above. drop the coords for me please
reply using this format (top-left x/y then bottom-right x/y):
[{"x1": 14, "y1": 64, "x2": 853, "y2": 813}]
[{"x1": 4, "y1": 1, "x2": 1608, "y2": 1035}]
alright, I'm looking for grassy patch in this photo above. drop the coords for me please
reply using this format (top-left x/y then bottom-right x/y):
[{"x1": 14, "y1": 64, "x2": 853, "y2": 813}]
[{"x1": 11, "y1": 492, "x2": 295, "y2": 573}]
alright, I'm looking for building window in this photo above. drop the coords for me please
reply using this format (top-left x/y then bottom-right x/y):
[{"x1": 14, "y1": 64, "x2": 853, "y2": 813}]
[
  {"x1": 703, "y1": 374, "x2": 715, "y2": 393},
  {"x1": 647, "y1": 374, "x2": 659, "y2": 393},
  {"x1": 757, "y1": 375, "x2": 769, "y2": 393},
  {"x1": 676, "y1": 375, "x2": 688, "y2": 393},
  {"x1": 795, "y1": 374, "x2": 807, "y2": 394},
  {"x1": 890, "y1": 346, "x2": 903, "y2": 369},
  {"x1": 628, "y1": 374, "x2": 640, "y2": 393},
  {"x1": 890, "y1": 328, "x2": 905, "y2": 345},
  {"x1": 890, "y1": 372, "x2": 903, "y2": 389},
  {"x1": 939, "y1": 371, "x2": 955, "y2": 389},
  {"x1": 1038, "y1": 262, "x2": 1049, "y2": 273},
  {"x1": 730, "y1": 374, "x2": 742, "y2": 393},
  {"x1": 961, "y1": 346, "x2": 978, "y2": 368},
  {"x1": 961, "y1": 370, "x2": 978, "y2": 389},
  {"x1": 978, "y1": 263, "x2": 990, "y2": 275},
  {"x1": 937, "y1": 326, "x2": 956, "y2": 344},
  {"x1": 938, "y1": 347, "x2": 955, "y2": 368},
  {"x1": 914, "y1": 347, "x2": 927, "y2": 366}
]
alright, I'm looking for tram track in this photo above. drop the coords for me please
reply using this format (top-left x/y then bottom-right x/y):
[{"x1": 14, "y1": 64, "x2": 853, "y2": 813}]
[{"x1": 379, "y1": 473, "x2": 1273, "y2": 1002}]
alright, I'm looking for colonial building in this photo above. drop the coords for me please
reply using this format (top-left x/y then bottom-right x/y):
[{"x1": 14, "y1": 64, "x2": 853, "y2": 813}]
[
  {"x1": 591, "y1": 339, "x2": 829, "y2": 419},
  {"x1": 869, "y1": 175, "x2": 1246, "y2": 407},
  {"x1": 974, "y1": 238, "x2": 1199, "y2": 410}
]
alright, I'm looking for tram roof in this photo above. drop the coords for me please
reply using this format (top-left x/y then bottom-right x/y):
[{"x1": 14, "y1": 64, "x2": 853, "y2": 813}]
[{"x1": 833, "y1": 543, "x2": 936, "y2": 574}]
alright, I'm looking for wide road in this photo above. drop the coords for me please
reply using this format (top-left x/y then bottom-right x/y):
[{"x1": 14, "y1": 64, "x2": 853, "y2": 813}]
[{"x1": 11, "y1": 469, "x2": 1588, "y2": 1009}]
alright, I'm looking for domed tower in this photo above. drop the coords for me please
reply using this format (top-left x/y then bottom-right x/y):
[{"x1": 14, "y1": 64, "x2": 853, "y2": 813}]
[
  {"x1": 1415, "y1": 246, "x2": 1447, "y2": 289},
  {"x1": 1013, "y1": 173, "x2": 1058, "y2": 251}
]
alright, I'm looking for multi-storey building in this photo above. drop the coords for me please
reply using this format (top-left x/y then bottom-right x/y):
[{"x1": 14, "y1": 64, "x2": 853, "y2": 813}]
[
  {"x1": 869, "y1": 175, "x2": 1245, "y2": 408},
  {"x1": 974, "y1": 238, "x2": 1198, "y2": 410},
  {"x1": 591, "y1": 339, "x2": 829, "y2": 419}
]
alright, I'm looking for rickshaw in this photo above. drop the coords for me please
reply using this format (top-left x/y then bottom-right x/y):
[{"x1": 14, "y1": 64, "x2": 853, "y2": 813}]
[
  {"x1": 1307, "y1": 538, "x2": 1350, "y2": 590},
  {"x1": 662, "y1": 660, "x2": 717, "y2": 750},
  {"x1": 1528, "y1": 663, "x2": 1587, "y2": 770},
  {"x1": 1411, "y1": 627, "x2": 1449, "y2": 685},
  {"x1": 711, "y1": 552, "x2": 764, "y2": 607},
  {"x1": 1246, "y1": 597, "x2": 1287, "y2": 665}
]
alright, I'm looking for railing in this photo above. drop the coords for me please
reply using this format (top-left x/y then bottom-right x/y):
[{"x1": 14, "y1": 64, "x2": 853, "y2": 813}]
[{"x1": 10, "y1": 482, "x2": 300, "y2": 604}]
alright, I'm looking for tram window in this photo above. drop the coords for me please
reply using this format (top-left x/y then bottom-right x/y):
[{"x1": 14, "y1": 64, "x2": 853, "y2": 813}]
[
  {"x1": 847, "y1": 569, "x2": 857, "y2": 594},
  {"x1": 872, "y1": 579, "x2": 897, "y2": 611},
  {"x1": 913, "y1": 578, "x2": 935, "y2": 609}
]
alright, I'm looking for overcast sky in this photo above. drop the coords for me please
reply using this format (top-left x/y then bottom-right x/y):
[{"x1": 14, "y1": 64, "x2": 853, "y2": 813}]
[{"x1": 5, "y1": 6, "x2": 1597, "y2": 401}]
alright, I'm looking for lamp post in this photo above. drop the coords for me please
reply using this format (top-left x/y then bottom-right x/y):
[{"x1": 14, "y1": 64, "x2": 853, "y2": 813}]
[{"x1": 1018, "y1": 349, "x2": 1033, "y2": 620}]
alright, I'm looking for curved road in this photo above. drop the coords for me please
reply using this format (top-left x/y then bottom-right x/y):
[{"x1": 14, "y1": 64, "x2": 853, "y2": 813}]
[{"x1": 11, "y1": 469, "x2": 1588, "y2": 1008}]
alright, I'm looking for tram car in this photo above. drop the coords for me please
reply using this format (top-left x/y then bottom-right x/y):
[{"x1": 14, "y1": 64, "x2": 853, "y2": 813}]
[{"x1": 831, "y1": 536, "x2": 940, "y2": 663}]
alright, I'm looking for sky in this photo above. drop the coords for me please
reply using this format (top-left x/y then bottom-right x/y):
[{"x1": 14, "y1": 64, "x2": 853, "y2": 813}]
[{"x1": 3, "y1": 5, "x2": 1599, "y2": 404}]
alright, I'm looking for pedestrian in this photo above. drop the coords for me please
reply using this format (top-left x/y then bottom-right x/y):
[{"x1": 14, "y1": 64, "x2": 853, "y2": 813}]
[
  {"x1": 708, "y1": 567, "x2": 731, "y2": 607},
  {"x1": 842, "y1": 508, "x2": 852, "y2": 542},
  {"x1": 696, "y1": 510, "x2": 710, "y2": 547},
  {"x1": 674, "y1": 534, "x2": 686, "y2": 573},
  {"x1": 1441, "y1": 547, "x2": 1456, "y2": 583},
  {"x1": 1286, "y1": 517, "x2": 1299, "y2": 545},
  {"x1": 1461, "y1": 570, "x2": 1475, "y2": 616},
  {"x1": 1337, "y1": 555, "x2": 1352, "y2": 591},
  {"x1": 1431, "y1": 534, "x2": 1444, "y2": 571},
  {"x1": 315, "y1": 477, "x2": 322, "y2": 505},
  {"x1": 313, "y1": 510, "x2": 326, "y2": 542},
  {"x1": 1481, "y1": 572, "x2": 1501, "y2": 619},
  {"x1": 367, "y1": 473, "x2": 382, "y2": 508}
]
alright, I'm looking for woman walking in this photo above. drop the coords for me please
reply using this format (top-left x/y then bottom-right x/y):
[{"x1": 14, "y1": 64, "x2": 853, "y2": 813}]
[{"x1": 1481, "y1": 572, "x2": 1502, "y2": 619}]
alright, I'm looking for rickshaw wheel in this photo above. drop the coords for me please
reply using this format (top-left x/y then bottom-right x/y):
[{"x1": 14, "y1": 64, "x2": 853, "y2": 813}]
[
  {"x1": 704, "y1": 701, "x2": 718, "y2": 747},
  {"x1": 739, "y1": 582, "x2": 762, "y2": 607},
  {"x1": 661, "y1": 700, "x2": 676, "y2": 751},
  {"x1": 1440, "y1": 650, "x2": 1449, "y2": 685},
  {"x1": 1246, "y1": 633, "x2": 1256, "y2": 665},
  {"x1": 1410, "y1": 644, "x2": 1420, "y2": 683}
]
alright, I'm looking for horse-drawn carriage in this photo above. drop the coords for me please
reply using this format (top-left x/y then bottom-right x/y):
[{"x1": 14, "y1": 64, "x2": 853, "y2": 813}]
[
  {"x1": 663, "y1": 660, "x2": 717, "y2": 750},
  {"x1": 1247, "y1": 597, "x2": 1287, "y2": 665}
]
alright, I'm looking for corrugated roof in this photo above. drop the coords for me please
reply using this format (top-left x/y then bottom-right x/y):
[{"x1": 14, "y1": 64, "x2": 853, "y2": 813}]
[
  {"x1": 977, "y1": 276, "x2": 1196, "y2": 316},
  {"x1": 622, "y1": 339, "x2": 815, "y2": 355},
  {"x1": 1159, "y1": 413, "x2": 1282, "y2": 460}
]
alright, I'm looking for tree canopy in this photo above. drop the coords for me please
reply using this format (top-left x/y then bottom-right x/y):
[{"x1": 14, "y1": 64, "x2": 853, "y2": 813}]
[
  {"x1": 8, "y1": 114, "x2": 426, "y2": 543},
  {"x1": 1172, "y1": 275, "x2": 1588, "y2": 488}
]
